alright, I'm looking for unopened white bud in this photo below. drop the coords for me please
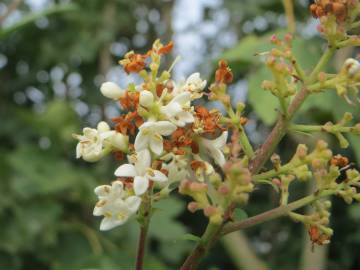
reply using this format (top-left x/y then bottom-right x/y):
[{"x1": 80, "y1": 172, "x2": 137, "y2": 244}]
[
  {"x1": 344, "y1": 58, "x2": 360, "y2": 76},
  {"x1": 139, "y1": 90, "x2": 154, "y2": 108},
  {"x1": 100, "y1": 82, "x2": 125, "y2": 100},
  {"x1": 110, "y1": 133, "x2": 129, "y2": 152}
]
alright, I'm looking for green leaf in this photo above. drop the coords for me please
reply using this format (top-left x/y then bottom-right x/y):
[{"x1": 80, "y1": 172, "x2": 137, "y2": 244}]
[
  {"x1": 150, "y1": 198, "x2": 187, "y2": 241},
  {"x1": 234, "y1": 208, "x2": 248, "y2": 221},
  {"x1": 248, "y1": 66, "x2": 279, "y2": 125},
  {"x1": 8, "y1": 144, "x2": 94, "y2": 198},
  {"x1": 181, "y1": 233, "x2": 202, "y2": 243}
]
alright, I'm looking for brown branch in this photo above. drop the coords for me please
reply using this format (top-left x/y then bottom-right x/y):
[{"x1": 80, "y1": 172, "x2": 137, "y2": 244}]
[
  {"x1": 134, "y1": 225, "x2": 149, "y2": 270},
  {"x1": 180, "y1": 224, "x2": 223, "y2": 270},
  {"x1": 249, "y1": 87, "x2": 309, "y2": 174},
  {"x1": 222, "y1": 188, "x2": 339, "y2": 235}
]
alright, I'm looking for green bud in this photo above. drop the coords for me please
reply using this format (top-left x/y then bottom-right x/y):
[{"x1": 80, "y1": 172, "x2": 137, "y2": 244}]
[
  {"x1": 236, "y1": 102, "x2": 246, "y2": 113},
  {"x1": 159, "y1": 70, "x2": 170, "y2": 81},
  {"x1": 335, "y1": 132, "x2": 349, "y2": 148}
]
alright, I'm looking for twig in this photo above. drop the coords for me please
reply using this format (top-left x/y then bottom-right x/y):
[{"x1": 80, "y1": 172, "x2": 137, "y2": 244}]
[
  {"x1": 282, "y1": 0, "x2": 296, "y2": 33},
  {"x1": 135, "y1": 224, "x2": 149, "y2": 270},
  {"x1": 221, "y1": 188, "x2": 340, "y2": 235}
]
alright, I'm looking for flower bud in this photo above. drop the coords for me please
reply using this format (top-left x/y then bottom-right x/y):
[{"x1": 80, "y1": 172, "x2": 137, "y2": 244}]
[
  {"x1": 218, "y1": 184, "x2": 230, "y2": 195},
  {"x1": 296, "y1": 144, "x2": 308, "y2": 159},
  {"x1": 354, "y1": 123, "x2": 360, "y2": 135},
  {"x1": 110, "y1": 133, "x2": 129, "y2": 152},
  {"x1": 100, "y1": 82, "x2": 125, "y2": 100},
  {"x1": 187, "y1": 202, "x2": 199, "y2": 213},
  {"x1": 139, "y1": 90, "x2": 154, "y2": 108}
]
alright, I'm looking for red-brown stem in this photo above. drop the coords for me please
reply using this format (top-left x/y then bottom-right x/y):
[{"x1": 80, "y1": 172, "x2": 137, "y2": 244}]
[
  {"x1": 135, "y1": 225, "x2": 149, "y2": 270},
  {"x1": 249, "y1": 87, "x2": 309, "y2": 174}
]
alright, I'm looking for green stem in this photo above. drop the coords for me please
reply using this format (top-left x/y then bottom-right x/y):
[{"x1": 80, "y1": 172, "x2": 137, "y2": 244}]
[
  {"x1": 239, "y1": 128, "x2": 255, "y2": 159},
  {"x1": 228, "y1": 107, "x2": 255, "y2": 159},
  {"x1": 282, "y1": 0, "x2": 296, "y2": 33},
  {"x1": 180, "y1": 222, "x2": 222, "y2": 270},
  {"x1": 292, "y1": 57, "x2": 306, "y2": 82},
  {"x1": 289, "y1": 124, "x2": 354, "y2": 133},
  {"x1": 308, "y1": 46, "x2": 336, "y2": 83},
  {"x1": 221, "y1": 188, "x2": 340, "y2": 235},
  {"x1": 253, "y1": 163, "x2": 294, "y2": 181}
]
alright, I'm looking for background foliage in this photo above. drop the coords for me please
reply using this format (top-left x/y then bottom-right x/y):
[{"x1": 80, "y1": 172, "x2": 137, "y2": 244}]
[{"x1": 0, "y1": 0, "x2": 359, "y2": 269}]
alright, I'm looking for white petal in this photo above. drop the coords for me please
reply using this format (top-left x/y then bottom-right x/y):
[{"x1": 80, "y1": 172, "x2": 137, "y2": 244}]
[
  {"x1": 146, "y1": 169, "x2": 168, "y2": 182},
  {"x1": 83, "y1": 127, "x2": 97, "y2": 137},
  {"x1": 171, "y1": 91, "x2": 191, "y2": 105},
  {"x1": 187, "y1": 72, "x2": 200, "y2": 83},
  {"x1": 114, "y1": 164, "x2": 137, "y2": 177},
  {"x1": 150, "y1": 136, "x2": 163, "y2": 155},
  {"x1": 99, "y1": 130, "x2": 116, "y2": 140},
  {"x1": 178, "y1": 111, "x2": 194, "y2": 123},
  {"x1": 76, "y1": 143, "x2": 82, "y2": 158},
  {"x1": 93, "y1": 206, "x2": 104, "y2": 216},
  {"x1": 212, "y1": 149, "x2": 226, "y2": 167},
  {"x1": 94, "y1": 185, "x2": 111, "y2": 197},
  {"x1": 125, "y1": 196, "x2": 141, "y2": 213},
  {"x1": 134, "y1": 131, "x2": 149, "y2": 152},
  {"x1": 154, "y1": 121, "x2": 177, "y2": 136},
  {"x1": 162, "y1": 101, "x2": 182, "y2": 116},
  {"x1": 139, "y1": 90, "x2": 154, "y2": 108},
  {"x1": 111, "y1": 181, "x2": 124, "y2": 194},
  {"x1": 133, "y1": 176, "x2": 149, "y2": 195},
  {"x1": 135, "y1": 149, "x2": 151, "y2": 175},
  {"x1": 138, "y1": 121, "x2": 154, "y2": 131},
  {"x1": 100, "y1": 217, "x2": 125, "y2": 231},
  {"x1": 97, "y1": 121, "x2": 110, "y2": 132},
  {"x1": 213, "y1": 131, "x2": 228, "y2": 149}
]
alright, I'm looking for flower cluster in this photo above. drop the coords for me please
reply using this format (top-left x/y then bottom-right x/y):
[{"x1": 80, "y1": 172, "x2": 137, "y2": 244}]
[
  {"x1": 74, "y1": 40, "x2": 229, "y2": 230},
  {"x1": 255, "y1": 140, "x2": 360, "y2": 244},
  {"x1": 310, "y1": 0, "x2": 359, "y2": 41}
]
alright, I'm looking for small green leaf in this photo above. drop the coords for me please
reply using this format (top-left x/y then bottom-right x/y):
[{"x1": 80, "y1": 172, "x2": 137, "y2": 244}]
[
  {"x1": 181, "y1": 233, "x2": 202, "y2": 243},
  {"x1": 234, "y1": 208, "x2": 248, "y2": 221}
]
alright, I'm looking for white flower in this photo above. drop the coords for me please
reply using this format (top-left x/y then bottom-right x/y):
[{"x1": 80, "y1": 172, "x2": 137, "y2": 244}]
[
  {"x1": 134, "y1": 121, "x2": 177, "y2": 155},
  {"x1": 114, "y1": 149, "x2": 168, "y2": 195},
  {"x1": 191, "y1": 155, "x2": 215, "y2": 182},
  {"x1": 199, "y1": 131, "x2": 228, "y2": 166},
  {"x1": 100, "y1": 82, "x2": 125, "y2": 100},
  {"x1": 162, "y1": 153, "x2": 189, "y2": 183},
  {"x1": 176, "y1": 73, "x2": 206, "y2": 99},
  {"x1": 160, "y1": 92, "x2": 194, "y2": 127},
  {"x1": 93, "y1": 181, "x2": 141, "y2": 231},
  {"x1": 73, "y1": 121, "x2": 115, "y2": 162}
]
